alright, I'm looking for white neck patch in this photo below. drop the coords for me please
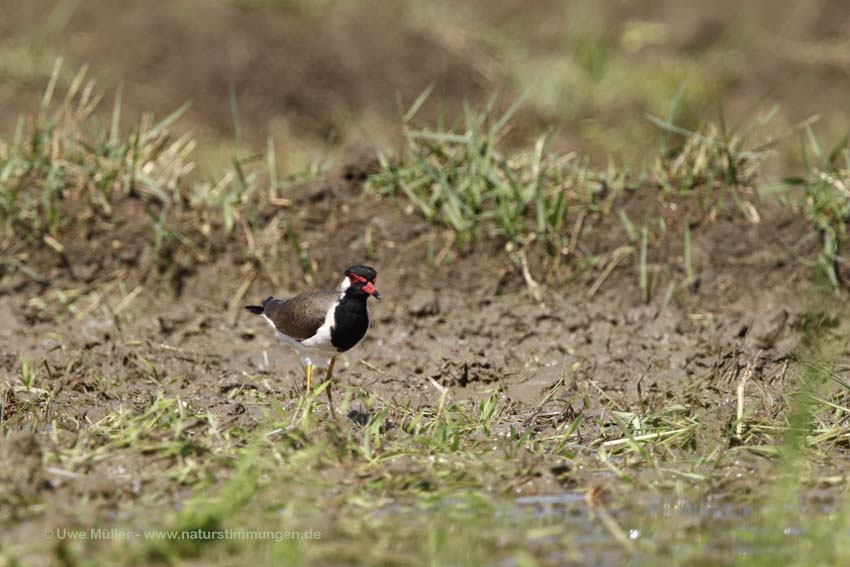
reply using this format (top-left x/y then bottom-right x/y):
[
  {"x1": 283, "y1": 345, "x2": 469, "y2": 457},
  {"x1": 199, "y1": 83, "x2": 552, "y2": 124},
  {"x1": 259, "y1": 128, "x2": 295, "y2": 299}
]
[{"x1": 339, "y1": 276, "x2": 351, "y2": 298}]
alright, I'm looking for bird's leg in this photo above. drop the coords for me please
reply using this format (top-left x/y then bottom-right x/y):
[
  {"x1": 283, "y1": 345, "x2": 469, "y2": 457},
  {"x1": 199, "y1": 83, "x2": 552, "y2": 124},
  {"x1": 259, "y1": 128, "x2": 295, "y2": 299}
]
[
  {"x1": 306, "y1": 363, "x2": 313, "y2": 392},
  {"x1": 324, "y1": 356, "x2": 337, "y2": 422}
]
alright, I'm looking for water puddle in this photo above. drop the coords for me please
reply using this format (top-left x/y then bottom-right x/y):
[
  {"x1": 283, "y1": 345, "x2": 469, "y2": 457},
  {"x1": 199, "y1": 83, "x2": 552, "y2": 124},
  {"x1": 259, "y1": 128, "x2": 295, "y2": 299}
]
[{"x1": 366, "y1": 487, "x2": 843, "y2": 565}]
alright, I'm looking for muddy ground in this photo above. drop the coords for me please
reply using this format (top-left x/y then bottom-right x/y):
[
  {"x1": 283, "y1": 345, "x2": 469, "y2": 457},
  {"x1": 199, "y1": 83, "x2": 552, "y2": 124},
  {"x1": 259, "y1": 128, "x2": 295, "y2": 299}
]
[{"x1": 1, "y1": 159, "x2": 820, "y2": 532}]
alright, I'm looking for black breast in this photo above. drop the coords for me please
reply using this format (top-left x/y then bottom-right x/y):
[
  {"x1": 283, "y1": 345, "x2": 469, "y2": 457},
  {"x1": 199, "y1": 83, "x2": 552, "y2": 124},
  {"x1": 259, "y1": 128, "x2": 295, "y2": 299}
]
[{"x1": 330, "y1": 297, "x2": 370, "y2": 352}]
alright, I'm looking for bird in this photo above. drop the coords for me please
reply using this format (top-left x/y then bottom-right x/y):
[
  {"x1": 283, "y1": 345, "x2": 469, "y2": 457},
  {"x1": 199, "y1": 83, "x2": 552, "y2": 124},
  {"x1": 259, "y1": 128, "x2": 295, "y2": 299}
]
[{"x1": 245, "y1": 265, "x2": 381, "y2": 420}]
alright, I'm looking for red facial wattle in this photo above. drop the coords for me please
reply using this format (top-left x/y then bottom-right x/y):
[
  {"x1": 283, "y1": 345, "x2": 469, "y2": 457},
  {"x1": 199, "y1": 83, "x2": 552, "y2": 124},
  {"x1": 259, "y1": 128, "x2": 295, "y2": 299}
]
[{"x1": 349, "y1": 274, "x2": 381, "y2": 300}]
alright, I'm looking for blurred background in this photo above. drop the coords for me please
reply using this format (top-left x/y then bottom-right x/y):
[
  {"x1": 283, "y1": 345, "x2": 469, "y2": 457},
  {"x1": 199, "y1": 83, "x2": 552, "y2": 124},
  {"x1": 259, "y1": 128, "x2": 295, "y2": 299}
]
[{"x1": 1, "y1": 0, "x2": 848, "y2": 174}]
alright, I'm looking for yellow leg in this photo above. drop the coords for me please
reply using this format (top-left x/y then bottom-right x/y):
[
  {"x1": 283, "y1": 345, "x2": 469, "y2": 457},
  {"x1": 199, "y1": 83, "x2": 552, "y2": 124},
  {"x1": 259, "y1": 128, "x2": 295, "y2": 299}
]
[
  {"x1": 306, "y1": 363, "x2": 312, "y2": 392},
  {"x1": 324, "y1": 356, "x2": 337, "y2": 422}
]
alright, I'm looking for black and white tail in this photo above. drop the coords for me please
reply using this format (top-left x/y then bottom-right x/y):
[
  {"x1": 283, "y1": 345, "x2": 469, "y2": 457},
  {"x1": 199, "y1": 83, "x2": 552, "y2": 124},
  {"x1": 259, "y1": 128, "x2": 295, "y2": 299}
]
[{"x1": 245, "y1": 296, "x2": 274, "y2": 315}]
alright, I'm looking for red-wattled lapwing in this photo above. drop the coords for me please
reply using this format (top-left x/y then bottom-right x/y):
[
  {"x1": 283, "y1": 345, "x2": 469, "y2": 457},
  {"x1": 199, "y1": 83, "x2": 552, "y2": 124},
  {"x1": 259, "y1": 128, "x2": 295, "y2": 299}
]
[{"x1": 245, "y1": 265, "x2": 381, "y2": 420}]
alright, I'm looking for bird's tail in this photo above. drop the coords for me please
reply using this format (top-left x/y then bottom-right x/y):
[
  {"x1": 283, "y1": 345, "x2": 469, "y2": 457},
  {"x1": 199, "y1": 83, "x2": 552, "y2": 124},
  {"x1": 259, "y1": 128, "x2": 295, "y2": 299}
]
[{"x1": 244, "y1": 296, "x2": 274, "y2": 315}]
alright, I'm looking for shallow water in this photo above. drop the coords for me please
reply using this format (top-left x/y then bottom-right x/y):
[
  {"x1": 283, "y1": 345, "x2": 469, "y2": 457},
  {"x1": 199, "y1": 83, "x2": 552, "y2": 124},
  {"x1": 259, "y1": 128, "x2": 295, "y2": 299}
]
[
  {"x1": 365, "y1": 486, "x2": 844, "y2": 566},
  {"x1": 509, "y1": 489, "x2": 843, "y2": 566}
]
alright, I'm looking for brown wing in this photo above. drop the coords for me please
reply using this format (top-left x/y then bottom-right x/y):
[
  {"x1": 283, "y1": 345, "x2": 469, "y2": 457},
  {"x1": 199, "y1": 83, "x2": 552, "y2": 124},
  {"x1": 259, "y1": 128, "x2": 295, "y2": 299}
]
[{"x1": 261, "y1": 291, "x2": 337, "y2": 341}]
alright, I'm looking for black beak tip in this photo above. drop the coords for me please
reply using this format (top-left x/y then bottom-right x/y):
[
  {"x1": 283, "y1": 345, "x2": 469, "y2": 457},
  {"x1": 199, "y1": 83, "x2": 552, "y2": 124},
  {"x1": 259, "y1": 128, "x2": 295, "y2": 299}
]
[{"x1": 372, "y1": 290, "x2": 382, "y2": 301}]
